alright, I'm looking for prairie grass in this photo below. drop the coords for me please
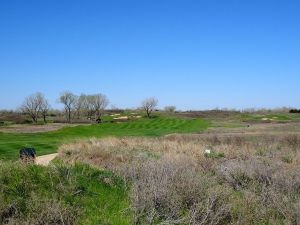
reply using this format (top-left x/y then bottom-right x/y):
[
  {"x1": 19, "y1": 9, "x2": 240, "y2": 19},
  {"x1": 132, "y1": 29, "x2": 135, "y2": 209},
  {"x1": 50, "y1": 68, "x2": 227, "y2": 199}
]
[
  {"x1": 0, "y1": 161, "x2": 131, "y2": 225},
  {"x1": 59, "y1": 133, "x2": 300, "y2": 224}
]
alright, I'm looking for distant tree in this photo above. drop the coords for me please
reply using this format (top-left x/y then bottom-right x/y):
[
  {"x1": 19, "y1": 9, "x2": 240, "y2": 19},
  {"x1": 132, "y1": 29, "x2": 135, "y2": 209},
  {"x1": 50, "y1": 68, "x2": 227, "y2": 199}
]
[
  {"x1": 76, "y1": 94, "x2": 109, "y2": 120},
  {"x1": 85, "y1": 95, "x2": 96, "y2": 119},
  {"x1": 20, "y1": 92, "x2": 48, "y2": 123},
  {"x1": 75, "y1": 94, "x2": 88, "y2": 119},
  {"x1": 142, "y1": 97, "x2": 158, "y2": 118},
  {"x1": 59, "y1": 91, "x2": 77, "y2": 123},
  {"x1": 91, "y1": 94, "x2": 109, "y2": 119},
  {"x1": 164, "y1": 105, "x2": 176, "y2": 113},
  {"x1": 40, "y1": 98, "x2": 51, "y2": 123},
  {"x1": 290, "y1": 109, "x2": 300, "y2": 113}
]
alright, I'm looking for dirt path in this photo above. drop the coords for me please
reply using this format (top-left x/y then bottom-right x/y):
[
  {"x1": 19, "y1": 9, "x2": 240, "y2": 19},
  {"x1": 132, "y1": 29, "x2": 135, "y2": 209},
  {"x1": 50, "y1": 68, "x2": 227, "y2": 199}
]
[{"x1": 36, "y1": 153, "x2": 58, "y2": 166}]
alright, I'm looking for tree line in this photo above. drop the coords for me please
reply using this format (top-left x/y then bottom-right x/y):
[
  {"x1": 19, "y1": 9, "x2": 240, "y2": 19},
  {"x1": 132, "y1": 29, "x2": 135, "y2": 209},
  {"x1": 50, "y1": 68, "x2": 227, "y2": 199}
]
[
  {"x1": 59, "y1": 91, "x2": 109, "y2": 123},
  {"x1": 20, "y1": 91, "x2": 109, "y2": 123},
  {"x1": 19, "y1": 92, "x2": 170, "y2": 123}
]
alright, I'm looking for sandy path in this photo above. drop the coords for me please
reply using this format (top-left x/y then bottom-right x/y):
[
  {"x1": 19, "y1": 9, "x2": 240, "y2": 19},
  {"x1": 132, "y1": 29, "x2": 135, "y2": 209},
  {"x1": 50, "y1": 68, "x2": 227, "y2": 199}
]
[{"x1": 36, "y1": 153, "x2": 58, "y2": 166}]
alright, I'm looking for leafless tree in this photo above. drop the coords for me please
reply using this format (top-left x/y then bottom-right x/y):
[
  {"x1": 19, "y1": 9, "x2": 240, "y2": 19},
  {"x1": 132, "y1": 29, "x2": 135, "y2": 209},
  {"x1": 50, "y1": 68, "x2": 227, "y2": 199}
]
[
  {"x1": 164, "y1": 105, "x2": 176, "y2": 113},
  {"x1": 141, "y1": 97, "x2": 158, "y2": 118},
  {"x1": 76, "y1": 94, "x2": 109, "y2": 120},
  {"x1": 72, "y1": 94, "x2": 109, "y2": 121},
  {"x1": 20, "y1": 92, "x2": 48, "y2": 123},
  {"x1": 59, "y1": 91, "x2": 78, "y2": 123},
  {"x1": 75, "y1": 94, "x2": 88, "y2": 119},
  {"x1": 91, "y1": 94, "x2": 109, "y2": 119},
  {"x1": 40, "y1": 98, "x2": 51, "y2": 123},
  {"x1": 85, "y1": 95, "x2": 96, "y2": 119}
]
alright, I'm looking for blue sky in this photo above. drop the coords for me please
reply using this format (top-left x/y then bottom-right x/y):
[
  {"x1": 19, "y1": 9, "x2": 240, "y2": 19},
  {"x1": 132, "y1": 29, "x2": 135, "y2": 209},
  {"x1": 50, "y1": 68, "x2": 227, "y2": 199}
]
[{"x1": 0, "y1": 0, "x2": 299, "y2": 110}]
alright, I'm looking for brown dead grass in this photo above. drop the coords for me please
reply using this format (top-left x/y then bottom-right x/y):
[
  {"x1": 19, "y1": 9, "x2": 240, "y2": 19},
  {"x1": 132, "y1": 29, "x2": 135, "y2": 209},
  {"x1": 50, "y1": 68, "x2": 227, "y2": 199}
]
[
  {"x1": 57, "y1": 124, "x2": 300, "y2": 224},
  {"x1": 0, "y1": 123, "x2": 81, "y2": 133}
]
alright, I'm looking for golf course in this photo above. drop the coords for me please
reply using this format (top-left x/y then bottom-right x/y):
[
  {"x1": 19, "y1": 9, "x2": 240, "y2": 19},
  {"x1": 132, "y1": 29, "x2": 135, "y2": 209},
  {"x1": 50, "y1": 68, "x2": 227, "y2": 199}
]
[{"x1": 0, "y1": 116, "x2": 210, "y2": 160}]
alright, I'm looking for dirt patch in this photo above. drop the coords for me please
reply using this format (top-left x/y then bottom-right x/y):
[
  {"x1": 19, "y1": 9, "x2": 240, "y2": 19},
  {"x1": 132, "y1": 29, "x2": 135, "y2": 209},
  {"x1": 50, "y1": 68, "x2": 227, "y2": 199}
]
[{"x1": 0, "y1": 123, "x2": 80, "y2": 134}]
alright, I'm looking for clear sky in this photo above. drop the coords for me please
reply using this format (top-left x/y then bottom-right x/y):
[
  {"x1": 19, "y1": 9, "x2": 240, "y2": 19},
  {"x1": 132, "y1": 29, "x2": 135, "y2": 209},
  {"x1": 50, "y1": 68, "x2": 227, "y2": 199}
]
[{"x1": 0, "y1": 0, "x2": 299, "y2": 110}]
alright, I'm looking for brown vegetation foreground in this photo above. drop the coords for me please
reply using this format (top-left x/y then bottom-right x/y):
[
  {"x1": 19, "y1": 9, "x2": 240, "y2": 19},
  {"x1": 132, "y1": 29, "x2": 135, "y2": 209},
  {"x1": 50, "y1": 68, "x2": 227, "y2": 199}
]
[{"x1": 58, "y1": 134, "x2": 300, "y2": 224}]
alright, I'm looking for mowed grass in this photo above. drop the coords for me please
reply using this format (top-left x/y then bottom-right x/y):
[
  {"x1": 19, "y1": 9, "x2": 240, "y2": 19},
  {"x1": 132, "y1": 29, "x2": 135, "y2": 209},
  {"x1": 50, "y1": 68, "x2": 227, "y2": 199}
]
[
  {"x1": 240, "y1": 113, "x2": 300, "y2": 122},
  {"x1": 0, "y1": 117, "x2": 210, "y2": 160}
]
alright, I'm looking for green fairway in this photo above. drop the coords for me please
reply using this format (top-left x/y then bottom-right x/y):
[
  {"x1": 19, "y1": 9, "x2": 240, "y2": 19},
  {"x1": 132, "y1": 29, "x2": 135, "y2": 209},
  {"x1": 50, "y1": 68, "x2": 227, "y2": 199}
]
[{"x1": 0, "y1": 117, "x2": 210, "y2": 160}]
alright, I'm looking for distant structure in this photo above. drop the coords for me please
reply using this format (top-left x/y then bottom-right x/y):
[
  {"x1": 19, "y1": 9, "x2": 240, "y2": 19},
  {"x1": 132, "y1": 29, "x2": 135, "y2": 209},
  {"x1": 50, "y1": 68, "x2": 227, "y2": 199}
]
[{"x1": 19, "y1": 147, "x2": 36, "y2": 163}]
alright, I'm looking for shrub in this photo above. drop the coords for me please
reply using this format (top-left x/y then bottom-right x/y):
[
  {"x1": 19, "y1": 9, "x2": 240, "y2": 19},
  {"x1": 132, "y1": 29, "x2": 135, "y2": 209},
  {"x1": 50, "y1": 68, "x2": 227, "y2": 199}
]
[
  {"x1": 125, "y1": 156, "x2": 232, "y2": 224},
  {"x1": 289, "y1": 109, "x2": 300, "y2": 113}
]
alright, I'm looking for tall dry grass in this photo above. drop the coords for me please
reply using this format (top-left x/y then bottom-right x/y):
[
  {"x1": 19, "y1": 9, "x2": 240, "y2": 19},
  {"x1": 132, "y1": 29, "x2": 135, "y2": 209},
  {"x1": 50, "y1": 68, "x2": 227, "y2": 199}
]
[{"x1": 58, "y1": 133, "x2": 300, "y2": 224}]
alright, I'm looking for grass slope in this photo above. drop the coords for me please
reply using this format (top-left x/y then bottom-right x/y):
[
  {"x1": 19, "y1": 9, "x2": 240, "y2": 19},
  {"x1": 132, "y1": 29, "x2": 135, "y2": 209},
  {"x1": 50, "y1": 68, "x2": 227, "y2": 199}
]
[
  {"x1": 0, "y1": 161, "x2": 131, "y2": 224},
  {"x1": 0, "y1": 117, "x2": 210, "y2": 160},
  {"x1": 240, "y1": 113, "x2": 300, "y2": 122}
]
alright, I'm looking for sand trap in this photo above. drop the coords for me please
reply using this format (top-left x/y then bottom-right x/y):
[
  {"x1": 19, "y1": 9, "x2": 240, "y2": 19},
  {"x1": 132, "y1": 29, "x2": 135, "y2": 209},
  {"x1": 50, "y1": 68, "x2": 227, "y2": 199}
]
[
  {"x1": 114, "y1": 116, "x2": 128, "y2": 120},
  {"x1": 111, "y1": 114, "x2": 121, "y2": 117},
  {"x1": 36, "y1": 153, "x2": 58, "y2": 166},
  {"x1": 262, "y1": 118, "x2": 273, "y2": 121}
]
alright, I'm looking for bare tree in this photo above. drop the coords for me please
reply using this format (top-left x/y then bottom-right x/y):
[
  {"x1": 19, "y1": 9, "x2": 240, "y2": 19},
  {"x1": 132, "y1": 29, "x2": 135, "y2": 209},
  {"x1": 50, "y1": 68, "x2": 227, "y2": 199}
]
[
  {"x1": 91, "y1": 94, "x2": 109, "y2": 119},
  {"x1": 40, "y1": 99, "x2": 51, "y2": 123},
  {"x1": 164, "y1": 105, "x2": 176, "y2": 113},
  {"x1": 20, "y1": 92, "x2": 47, "y2": 123},
  {"x1": 59, "y1": 91, "x2": 77, "y2": 123},
  {"x1": 85, "y1": 95, "x2": 96, "y2": 119},
  {"x1": 75, "y1": 94, "x2": 88, "y2": 119},
  {"x1": 141, "y1": 97, "x2": 158, "y2": 118}
]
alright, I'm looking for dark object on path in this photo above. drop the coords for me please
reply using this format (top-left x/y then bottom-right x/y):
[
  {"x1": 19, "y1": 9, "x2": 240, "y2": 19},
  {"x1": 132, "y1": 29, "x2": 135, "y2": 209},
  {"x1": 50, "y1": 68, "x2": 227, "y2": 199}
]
[
  {"x1": 20, "y1": 147, "x2": 36, "y2": 163},
  {"x1": 96, "y1": 118, "x2": 102, "y2": 124}
]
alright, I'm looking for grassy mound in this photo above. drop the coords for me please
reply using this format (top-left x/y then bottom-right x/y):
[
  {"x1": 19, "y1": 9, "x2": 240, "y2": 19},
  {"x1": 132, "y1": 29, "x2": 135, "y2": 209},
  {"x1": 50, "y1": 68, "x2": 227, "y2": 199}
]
[
  {"x1": 0, "y1": 161, "x2": 131, "y2": 225},
  {"x1": 0, "y1": 117, "x2": 210, "y2": 160}
]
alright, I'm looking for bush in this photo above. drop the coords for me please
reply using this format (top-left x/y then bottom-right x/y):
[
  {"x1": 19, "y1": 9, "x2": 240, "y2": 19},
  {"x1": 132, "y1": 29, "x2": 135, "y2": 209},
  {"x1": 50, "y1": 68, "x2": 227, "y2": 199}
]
[
  {"x1": 121, "y1": 156, "x2": 232, "y2": 224},
  {"x1": 289, "y1": 109, "x2": 300, "y2": 113}
]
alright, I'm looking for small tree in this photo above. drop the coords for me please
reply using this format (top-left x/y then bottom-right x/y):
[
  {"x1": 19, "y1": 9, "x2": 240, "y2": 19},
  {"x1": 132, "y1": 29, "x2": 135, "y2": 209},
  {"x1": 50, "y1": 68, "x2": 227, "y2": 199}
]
[
  {"x1": 91, "y1": 94, "x2": 109, "y2": 119},
  {"x1": 40, "y1": 99, "x2": 50, "y2": 123},
  {"x1": 75, "y1": 94, "x2": 88, "y2": 119},
  {"x1": 59, "y1": 91, "x2": 77, "y2": 123},
  {"x1": 164, "y1": 105, "x2": 176, "y2": 113},
  {"x1": 78, "y1": 94, "x2": 109, "y2": 120},
  {"x1": 142, "y1": 97, "x2": 158, "y2": 118},
  {"x1": 20, "y1": 92, "x2": 47, "y2": 123}
]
